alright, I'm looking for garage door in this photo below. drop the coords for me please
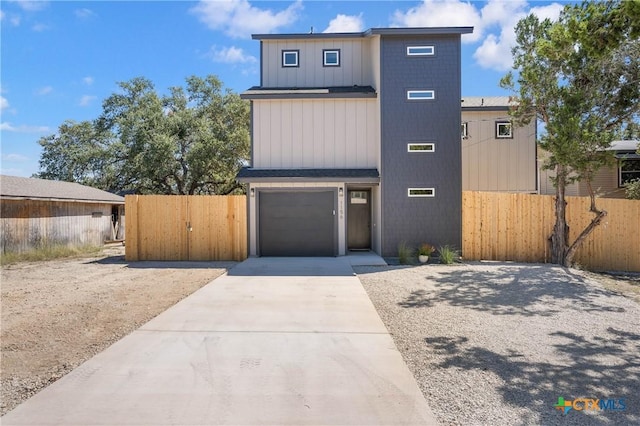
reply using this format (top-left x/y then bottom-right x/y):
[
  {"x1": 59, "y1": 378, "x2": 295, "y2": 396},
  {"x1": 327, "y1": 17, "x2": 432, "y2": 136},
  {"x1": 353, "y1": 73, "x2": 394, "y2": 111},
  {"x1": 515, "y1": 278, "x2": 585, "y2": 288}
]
[{"x1": 259, "y1": 191, "x2": 336, "y2": 256}]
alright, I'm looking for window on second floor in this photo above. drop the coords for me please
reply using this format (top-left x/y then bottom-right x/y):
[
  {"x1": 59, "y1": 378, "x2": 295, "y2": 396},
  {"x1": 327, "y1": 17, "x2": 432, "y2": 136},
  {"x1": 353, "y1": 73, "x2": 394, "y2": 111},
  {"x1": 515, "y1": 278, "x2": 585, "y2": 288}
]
[
  {"x1": 282, "y1": 50, "x2": 299, "y2": 67},
  {"x1": 323, "y1": 49, "x2": 340, "y2": 67},
  {"x1": 620, "y1": 158, "x2": 640, "y2": 186},
  {"x1": 406, "y1": 45, "x2": 435, "y2": 56},
  {"x1": 496, "y1": 121, "x2": 513, "y2": 139},
  {"x1": 407, "y1": 90, "x2": 435, "y2": 100},
  {"x1": 461, "y1": 122, "x2": 469, "y2": 139}
]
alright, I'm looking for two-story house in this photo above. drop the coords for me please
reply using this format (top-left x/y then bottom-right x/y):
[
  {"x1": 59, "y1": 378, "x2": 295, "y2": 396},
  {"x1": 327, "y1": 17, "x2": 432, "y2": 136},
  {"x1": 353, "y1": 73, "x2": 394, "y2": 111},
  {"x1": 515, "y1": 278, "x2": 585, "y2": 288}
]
[
  {"x1": 237, "y1": 27, "x2": 473, "y2": 257},
  {"x1": 461, "y1": 96, "x2": 537, "y2": 193}
]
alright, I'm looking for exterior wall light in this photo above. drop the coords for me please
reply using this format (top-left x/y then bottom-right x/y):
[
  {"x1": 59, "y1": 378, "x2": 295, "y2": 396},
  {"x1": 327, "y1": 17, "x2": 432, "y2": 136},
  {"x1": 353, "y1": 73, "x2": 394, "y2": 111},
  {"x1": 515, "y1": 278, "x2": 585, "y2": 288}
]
[{"x1": 250, "y1": 188, "x2": 255, "y2": 197}]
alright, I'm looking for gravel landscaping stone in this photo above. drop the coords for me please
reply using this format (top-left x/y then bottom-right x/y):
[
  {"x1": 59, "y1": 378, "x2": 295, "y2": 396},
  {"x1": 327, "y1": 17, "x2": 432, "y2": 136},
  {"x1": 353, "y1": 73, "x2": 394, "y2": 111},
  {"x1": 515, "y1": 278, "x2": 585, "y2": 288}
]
[{"x1": 356, "y1": 262, "x2": 640, "y2": 426}]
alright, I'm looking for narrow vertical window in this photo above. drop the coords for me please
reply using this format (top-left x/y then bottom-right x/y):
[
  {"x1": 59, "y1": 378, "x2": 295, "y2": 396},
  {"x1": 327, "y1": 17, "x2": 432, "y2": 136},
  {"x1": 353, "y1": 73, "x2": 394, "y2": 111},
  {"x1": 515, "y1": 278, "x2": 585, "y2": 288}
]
[
  {"x1": 323, "y1": 49, "x2": 340, "y2": 67},
  {"x1": 282, "y1": 50, "x2": 299, "y2": 67}
]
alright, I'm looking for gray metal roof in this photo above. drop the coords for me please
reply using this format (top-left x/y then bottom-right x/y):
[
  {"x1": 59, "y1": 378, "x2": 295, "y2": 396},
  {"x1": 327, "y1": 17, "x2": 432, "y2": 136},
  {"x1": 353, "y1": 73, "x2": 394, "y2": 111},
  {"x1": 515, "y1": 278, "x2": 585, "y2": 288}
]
[
  {"x1": 0, "y1": 175, "x2": 125, "y2": 204},
  {"x1": 607, "y1": 140, "x2": 639, "y2": 152},
  {"x1": 237, "y1": 168, "x2": 380, "y2": 183},
  {"x1": 461, "y1": 96, "x2": 514, "y2": 109},
  {"x1": 253, "y1": 27, "x2": 474, "y2": 40}
]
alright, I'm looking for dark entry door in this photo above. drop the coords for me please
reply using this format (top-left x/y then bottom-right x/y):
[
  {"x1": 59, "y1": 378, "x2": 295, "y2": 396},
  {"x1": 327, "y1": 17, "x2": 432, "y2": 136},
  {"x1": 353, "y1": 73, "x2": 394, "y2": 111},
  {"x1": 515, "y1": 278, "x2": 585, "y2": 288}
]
[
  {"x1": 347, "y1": 190, "x2": 371, "y2": 250},
  {"x1": 259, "y1": 191, "x2": 336, "y2": 256}
]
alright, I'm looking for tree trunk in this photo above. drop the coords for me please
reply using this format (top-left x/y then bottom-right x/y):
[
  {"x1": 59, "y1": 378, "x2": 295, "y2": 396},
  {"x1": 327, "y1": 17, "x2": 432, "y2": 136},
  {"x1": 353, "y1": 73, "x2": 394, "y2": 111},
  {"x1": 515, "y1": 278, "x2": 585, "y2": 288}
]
[{"x1": 550, "y1": 164, "x2": 569, "y2": 266}]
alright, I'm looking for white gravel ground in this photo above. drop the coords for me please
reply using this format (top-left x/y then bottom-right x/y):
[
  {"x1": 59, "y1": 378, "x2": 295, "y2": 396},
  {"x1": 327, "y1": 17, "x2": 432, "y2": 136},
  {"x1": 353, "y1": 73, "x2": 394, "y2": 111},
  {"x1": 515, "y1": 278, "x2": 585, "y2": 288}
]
[{"x1": 355, "y1": 262, "x2": 640, "y2": 426}]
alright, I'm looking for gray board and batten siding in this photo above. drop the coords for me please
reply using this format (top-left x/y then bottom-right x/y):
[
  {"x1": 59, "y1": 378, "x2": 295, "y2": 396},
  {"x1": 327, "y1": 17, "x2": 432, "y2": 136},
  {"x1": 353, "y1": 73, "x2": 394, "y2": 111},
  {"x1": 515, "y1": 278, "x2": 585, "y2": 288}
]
[{"x1": 379, "y1": 34, "x2": 464, "y2": 256}]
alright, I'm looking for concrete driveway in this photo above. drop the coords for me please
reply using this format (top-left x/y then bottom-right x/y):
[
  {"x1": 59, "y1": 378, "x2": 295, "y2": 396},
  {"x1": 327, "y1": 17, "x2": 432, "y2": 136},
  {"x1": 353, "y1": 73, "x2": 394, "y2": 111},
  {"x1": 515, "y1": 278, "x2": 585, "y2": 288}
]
[{"x1": 1, "y1": 257, "x2": 437, "y2": 425}]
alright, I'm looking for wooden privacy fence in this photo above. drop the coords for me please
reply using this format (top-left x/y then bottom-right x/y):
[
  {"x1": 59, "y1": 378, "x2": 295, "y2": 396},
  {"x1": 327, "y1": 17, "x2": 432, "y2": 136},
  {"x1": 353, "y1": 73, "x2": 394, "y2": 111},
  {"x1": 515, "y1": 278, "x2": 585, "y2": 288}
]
[
  {"x1": 125, "y1": 195, "x2": 246, "y2": 261},
  {"x1": 462, "y1": 191, "x2": 640, "y2": 272}
]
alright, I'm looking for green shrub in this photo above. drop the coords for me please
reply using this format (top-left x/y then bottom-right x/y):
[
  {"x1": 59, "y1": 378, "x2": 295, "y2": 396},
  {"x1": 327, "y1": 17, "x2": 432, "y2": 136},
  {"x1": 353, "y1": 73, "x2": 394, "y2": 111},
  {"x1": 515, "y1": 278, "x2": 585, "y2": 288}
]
[
  {"x1": 625, "y1": 179, "x2": 640, "y2": 200},
  {"x1": 438, "y1": 245, "x2": 459, "y2": 265},
  {"x1": 398, "y1": 241, "x2": 414, "y2": 265}
]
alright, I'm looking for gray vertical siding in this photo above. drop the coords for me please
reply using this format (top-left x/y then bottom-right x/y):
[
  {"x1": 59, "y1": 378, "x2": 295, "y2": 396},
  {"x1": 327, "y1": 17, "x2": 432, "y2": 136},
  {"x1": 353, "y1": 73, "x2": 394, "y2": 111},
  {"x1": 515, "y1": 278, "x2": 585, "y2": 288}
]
[
  {"x1": 380, "y1": 35, "x2": 463, "y2": 256},
  {"x1": 261, "y1": 39, "x2": 373, "y2": 88}
]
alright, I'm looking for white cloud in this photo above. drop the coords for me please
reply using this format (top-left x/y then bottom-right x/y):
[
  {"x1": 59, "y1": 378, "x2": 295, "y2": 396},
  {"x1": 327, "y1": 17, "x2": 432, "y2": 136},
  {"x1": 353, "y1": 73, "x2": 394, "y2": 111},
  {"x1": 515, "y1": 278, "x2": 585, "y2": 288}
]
[
  {"x1": 2, "y1": 153, "x2": 29, "y2": 162},
  {"x1": 79, "y1": 95, "x2": 97, "y2": 106},
  {"x1": 190, "y1": 0, "x2": 302, "y2": 38},
  {"x1": 0, "y1": 122, "x2": 50, "y2": 133},
  {"x1": 0, "y1": 96, "x2": 9, "y2": 111},
  {"x1": 74, "y1": 8, "x2": 96, "y2": 19},
  {"x1": 208, "y1": 46, "x2": 257, "y2": 64},
  {"x1": 9, "y1": 0, "x2": 49, "y2": 12},
  {"x1": 473, "y1": 1, "x2": 563, "y2": 71},
  {"x1": 324, "y1": 13, "x2": 364, "y2": 33},
  {"x1": 37, "y1": 86, "x2": 53, "y2": 95},
  {"x1": 391, "y1": 0, "x2": 483, "y2": 43},
  {"x1": 83, "y1": 76, "x2": 94, "y2": 86},
  {"x1": 31, "y1": 23, "x2": 49, "y2": 32}
]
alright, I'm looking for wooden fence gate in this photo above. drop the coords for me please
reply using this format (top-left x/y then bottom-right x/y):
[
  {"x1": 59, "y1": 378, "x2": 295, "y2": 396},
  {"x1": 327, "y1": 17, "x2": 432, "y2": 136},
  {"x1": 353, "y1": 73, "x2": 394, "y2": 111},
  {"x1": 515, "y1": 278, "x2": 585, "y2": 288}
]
[{"x1": 125, "y1": 195, "x2": 246, "y2": 261}]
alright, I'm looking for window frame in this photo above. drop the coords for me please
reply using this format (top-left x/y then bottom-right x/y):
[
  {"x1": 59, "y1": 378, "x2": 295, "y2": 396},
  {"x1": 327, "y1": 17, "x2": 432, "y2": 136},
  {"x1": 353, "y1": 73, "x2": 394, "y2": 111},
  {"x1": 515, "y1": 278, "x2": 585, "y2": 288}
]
[
  {"x1": 406, "y1": 45, "x2": 435, "y2": 56},
  {"x1": 407, "y1": 90, "x2": 435, "y2": 101},
  {"x1": 495, "y1": 121, "x2": 513, "y2": 139},
  {"x1": 408, "y1": 188, "x2": 436, "y2": 197},
  {"x1": 461, "y1": 122, "x2": 469, "y2": 139},
  {"x1": 619, "y1": 158, "x2": 640, "y2": 187},
  {"x1": 281, "y1": 49, "x2": 299, "y2": 68},
  {"x1": 407, "y1": 143, "x2": 435, "y2": 153},
  {"x1": 322, "y1": 49, "x2": 340, "y2": 67}
]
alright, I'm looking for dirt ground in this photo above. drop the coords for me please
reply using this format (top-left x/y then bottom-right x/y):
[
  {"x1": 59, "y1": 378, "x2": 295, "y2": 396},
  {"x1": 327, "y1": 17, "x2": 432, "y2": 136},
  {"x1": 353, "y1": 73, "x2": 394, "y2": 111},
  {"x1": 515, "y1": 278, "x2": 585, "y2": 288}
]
[
  {"x1": 1, "y1": 246, "x2": 638, "y2": 419},
  {"x1": 0, "y1": 245, "x2": 236, "y2": 416}
]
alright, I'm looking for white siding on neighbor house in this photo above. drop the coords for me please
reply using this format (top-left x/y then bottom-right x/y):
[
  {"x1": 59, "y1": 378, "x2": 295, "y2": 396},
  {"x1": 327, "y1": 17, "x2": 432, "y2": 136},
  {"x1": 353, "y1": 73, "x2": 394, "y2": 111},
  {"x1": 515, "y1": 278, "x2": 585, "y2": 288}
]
[
  {"x1": 539, "y1": 163, "x2": 626, "y2": 198},
  {"x1": 462, "y1": 110, "x2": 537, "y2": 192},
  {"x1": 252, "y1": 99, "x2": 379, "y2": 169},
  {"x1": 261, "y1": 39, "x2": 374, "y2": 88}
]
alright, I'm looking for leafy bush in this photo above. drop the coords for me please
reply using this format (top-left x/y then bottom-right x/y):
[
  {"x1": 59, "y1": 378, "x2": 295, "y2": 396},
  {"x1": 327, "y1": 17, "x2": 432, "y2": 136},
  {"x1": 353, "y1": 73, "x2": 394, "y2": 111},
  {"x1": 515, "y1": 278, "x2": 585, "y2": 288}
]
[
  {"x1": 418, "y1": 243, "x2": 435, "y2": 256},
  {"x1": 438, "y1": 245, "x2": 460, "y2": 265},
  {"x1": 625, "y1": 179, "x2": 640, "y2": 200},
  {"x1": 398, "y1": 241, "x2": 414, "y2": 265}
]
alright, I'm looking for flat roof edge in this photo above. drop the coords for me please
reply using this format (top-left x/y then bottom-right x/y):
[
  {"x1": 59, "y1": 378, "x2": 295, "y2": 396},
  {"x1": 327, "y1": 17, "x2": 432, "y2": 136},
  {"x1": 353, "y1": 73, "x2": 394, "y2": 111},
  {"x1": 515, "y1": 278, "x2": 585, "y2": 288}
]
[{"x1": 253, "y1": 26, "x2": 474, "y2": 40}]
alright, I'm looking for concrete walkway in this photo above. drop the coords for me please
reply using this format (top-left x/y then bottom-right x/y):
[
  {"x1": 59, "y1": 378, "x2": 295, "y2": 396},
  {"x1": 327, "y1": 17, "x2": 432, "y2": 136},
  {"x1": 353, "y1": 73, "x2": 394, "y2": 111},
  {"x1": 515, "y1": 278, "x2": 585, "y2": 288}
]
[{"x1": 2, "y1": 257, "x2": 437, "y2": 425}]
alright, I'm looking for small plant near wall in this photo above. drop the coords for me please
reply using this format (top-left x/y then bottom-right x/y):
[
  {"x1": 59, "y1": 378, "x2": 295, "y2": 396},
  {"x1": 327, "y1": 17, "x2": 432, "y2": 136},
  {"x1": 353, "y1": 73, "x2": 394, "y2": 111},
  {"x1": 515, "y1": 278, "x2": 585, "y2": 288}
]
[
  {"x1": 438, "y1": 245, "x2": 460, "y2": 265},
  {"x1": 398, "y1": 241, "x2": 413, "y2": 265},
  {"x1": 418, "y1": 243, "x2": 435, "y2": 263}
]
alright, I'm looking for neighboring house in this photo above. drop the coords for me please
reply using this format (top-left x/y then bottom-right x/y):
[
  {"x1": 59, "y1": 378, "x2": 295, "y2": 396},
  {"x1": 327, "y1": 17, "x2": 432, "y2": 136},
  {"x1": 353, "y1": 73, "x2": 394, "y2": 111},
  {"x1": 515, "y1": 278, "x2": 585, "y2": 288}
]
[
  {"x1": 461, "y1": 96, "x2": 537, "y2": 193},
  {"x1": 237, "y1": 27, "x2": 473, "y2": 257},
  {"x1": 0, "y1": 175, "x2": 125, "y2": 254},
  {"x1": 539, "y1": 140, "x2": 640, "y2": 198}
]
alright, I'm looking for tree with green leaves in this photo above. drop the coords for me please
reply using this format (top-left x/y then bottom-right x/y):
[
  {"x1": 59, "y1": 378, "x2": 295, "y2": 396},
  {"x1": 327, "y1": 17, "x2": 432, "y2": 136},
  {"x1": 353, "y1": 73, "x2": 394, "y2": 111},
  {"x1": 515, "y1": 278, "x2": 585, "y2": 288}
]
[
  {"x1": 501, "y1": 0, "x2": 640, "y2": 267},
  {"x1": 37, "y1": 75, "x2": 250, "y2": 195}
]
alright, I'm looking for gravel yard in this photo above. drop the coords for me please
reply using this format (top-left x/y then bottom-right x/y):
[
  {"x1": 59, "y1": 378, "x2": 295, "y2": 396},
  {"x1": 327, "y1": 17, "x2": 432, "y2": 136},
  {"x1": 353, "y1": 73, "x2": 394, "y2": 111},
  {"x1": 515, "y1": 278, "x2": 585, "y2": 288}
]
[
  {"x1": 0, "y1": 246, "x2": 235, "y2": 416},
  {"x1": 356, "y1": 262, "x2": 640, "y2": 426}
]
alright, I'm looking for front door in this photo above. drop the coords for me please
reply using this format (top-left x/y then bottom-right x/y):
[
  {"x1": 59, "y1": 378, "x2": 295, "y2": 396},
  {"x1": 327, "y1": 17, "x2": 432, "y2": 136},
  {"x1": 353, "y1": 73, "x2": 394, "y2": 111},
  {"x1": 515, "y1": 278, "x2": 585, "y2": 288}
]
[{"x1": 347, "y1": 190, "x2": 371, "y2": 250}]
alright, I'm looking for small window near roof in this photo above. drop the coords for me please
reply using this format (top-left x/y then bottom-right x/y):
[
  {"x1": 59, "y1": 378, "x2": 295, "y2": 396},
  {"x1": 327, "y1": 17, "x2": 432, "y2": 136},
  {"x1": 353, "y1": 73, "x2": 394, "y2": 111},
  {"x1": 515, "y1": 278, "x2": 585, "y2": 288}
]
[
  {"x1": 496, "y1": 121, "x2": 513, "y2": 139},
  {"x1": 282, "y1": 50, "x2": 299, "y2": 67},
  {"x1": 408, "y1": 188, "x2": 435, "y2": 197},
  {"x1": 407, "y1": 143, "x2": 435, "y2": 153},
  {"x1": 323, "y1": 49, "x2": 340, "y2": 67},
  {"x1": 407, "y1": 46, "x2": 435, "y2": 56},
  {"x1": 407, "y1": 90, "x2": 435, "y2": 100}
]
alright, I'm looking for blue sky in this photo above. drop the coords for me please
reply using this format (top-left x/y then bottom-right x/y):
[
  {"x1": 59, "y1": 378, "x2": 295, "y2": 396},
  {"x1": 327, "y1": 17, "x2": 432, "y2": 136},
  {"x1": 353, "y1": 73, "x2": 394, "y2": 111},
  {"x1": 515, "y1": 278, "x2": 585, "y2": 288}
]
[{"x1": 1, "y1": 0, "x2": 569, "y2": 177}]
